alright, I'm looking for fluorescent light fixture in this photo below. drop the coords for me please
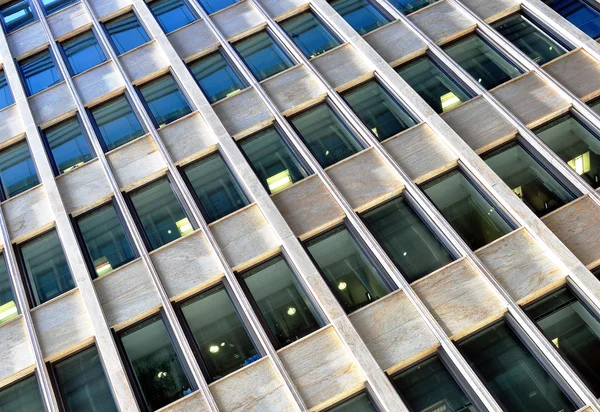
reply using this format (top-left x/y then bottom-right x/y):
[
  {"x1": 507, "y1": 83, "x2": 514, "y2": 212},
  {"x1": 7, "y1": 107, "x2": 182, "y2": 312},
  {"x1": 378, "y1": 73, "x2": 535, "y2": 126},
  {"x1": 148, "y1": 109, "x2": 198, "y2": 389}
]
[
  {"x1": 94, "y1": 257, "x2": 113, "y2": 277},
  {"x1": 62, "y1": 161, "x2": 85, "y2": 174},
  {"x1": 568, "y1": 152, "x2": 591, "y2": 175},
  {"x1": 176, "y1": 218, "x2": 193, "y2": 236},
  {"x1": 0, "y1": 300, "x2": 17, "y2": 323},
  {"x1": 440, "y1": 92, "x2": 461, "y2": 112},
  {"x1": 267, "y1": 169, "x2": 292, "y2": 194}
]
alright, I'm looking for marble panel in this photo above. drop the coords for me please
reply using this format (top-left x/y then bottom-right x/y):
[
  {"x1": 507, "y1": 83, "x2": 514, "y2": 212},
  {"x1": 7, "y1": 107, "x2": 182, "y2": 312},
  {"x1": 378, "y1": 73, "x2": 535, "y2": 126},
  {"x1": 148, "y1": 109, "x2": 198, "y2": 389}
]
[
  {"x1": 363, "y1": 20, "x2": 427, "y2": 67},
  {"x1": 157, "y1": 112, "x2": 216, "y2": 165},
  {"x1": 2, "y1": 185, "x2": 53, "y2": 242},
  {"x1": 0, "y1": 105, "x2": 25, "y2": 144},
  {"x1": 47, "y1": 2, "x2": 91, "y2": 40},
  {"x1": 459, "y1": 0, "x2": 520, "y2": 22},
  {"x1": 409, "y1": 0, "x2": 476, "y2": 45},
  {"x1": 88, "y1": 0, "x2": 131, "y2": 20},
  {"x1": 0, "y1": 317, "x2": 34, "y2": 383},
  {"x1": 73, "y1": 61, "x2": 124, "y2": 106},
  {"x1": 167, "y1": 20, "x2": 218, "y2": 62},
  {"x1": 158, "y1": 391, "x2": 211, "y2": 412},
  {"x1": 56, "y1": 159, "x2": 113, "y2": 214},
  {"x1": 119, "y1": 41, "x2": 168, "y2": 84},
  {"x1": 258, "y1": 0, "x2": 308, "y2": 20},
  {"x1": 7, "y1": 22, "x2": 46, "y2": 59},
  {"x1": 212, "y1": 1, "x2": 265, "y2": 41},
  {"x1": 311, "y1": 44, "x2": 373, "y2": 91},
  {"x1": 29, "y1": 82, "x2": 77, "y2": 127},
  {"x1": 212, "y1": 88, "x2": 273, "y2": 138},
  {"x1": 543, "y1": 49, "x2": 600, "y2": 102},
  {"x1": 261, "y1": 65, "x2": 326, "y2": 116}
]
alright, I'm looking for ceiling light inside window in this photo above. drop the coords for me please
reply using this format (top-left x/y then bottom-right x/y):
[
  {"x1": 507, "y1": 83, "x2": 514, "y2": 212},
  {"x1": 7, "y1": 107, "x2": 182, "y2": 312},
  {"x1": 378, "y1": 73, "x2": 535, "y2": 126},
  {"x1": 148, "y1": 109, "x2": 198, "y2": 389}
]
[{"x1": 267, "y1": 169, "x2": 292, "y2": 194}]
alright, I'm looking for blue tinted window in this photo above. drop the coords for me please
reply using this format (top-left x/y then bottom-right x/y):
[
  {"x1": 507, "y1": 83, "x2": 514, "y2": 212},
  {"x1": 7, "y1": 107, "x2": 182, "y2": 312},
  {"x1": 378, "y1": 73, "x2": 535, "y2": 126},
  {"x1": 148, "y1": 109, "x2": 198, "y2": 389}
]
[
  {"x1": 41, "y1": 0, "x2": 76, "y2": 15},
  {"x1": 19, "y1": 49, "x2": 61, "y2": 96},
  {"x1": 89, "y1": 95, "x2": 145, "y2": 151},
  {"x1": 389, "y1": 0, "x2": 437, "y2": 14},
  {"x1": 42, "y1": 117, "x2": 94, "y2": 175},
  {"x1": 0, "y1": 141, "x2": 39, "y2": 199},
  {"x1": 149, "y1": 0, "x2": 196, "y2": 33},
  {"x1": 281, "y1": 11, "x2": 340, "y2": 59},
  {"x1": 0, "y1": 254, "x2": 17, "y2": 324},
  {"x1": 0, "y1": 376, "x2": 44, "y2": 412},
  {"x1": 197, "y1": 0, "x2": 237, "y2": 14},
  {"x1": 544, "y1": 0, "x2": 600, "y2": 39},
  {"x1": 234, "y1": 31, "x2": 294, "y2": 81},
  {"x1": 104, "y1": 11, "x2": 150, "y2": 55},
  {"x1": 329, "y1": 0, "x2": 390, "y2": 35},
  {"x1": 138, "y1": 73, "x2": 192, "y2": 127},
  {"x1": 0, "y1": 70, "x2": 14, "y2": 110},
  {"x1": 61, "y1": 30, "x2": 106, "y2": 75},
  {"x1": 189, "y1": 50, "x2": 245, "y2": 103},
  {"x1": 0, "y1": 0, "x2": 35, "y2": 33}
]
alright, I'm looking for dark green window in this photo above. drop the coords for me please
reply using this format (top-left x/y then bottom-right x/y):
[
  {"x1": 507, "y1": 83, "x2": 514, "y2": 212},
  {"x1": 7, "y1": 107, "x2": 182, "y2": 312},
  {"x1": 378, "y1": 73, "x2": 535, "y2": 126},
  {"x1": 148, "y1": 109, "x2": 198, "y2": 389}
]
[
  {"x1": 234, "y1": 31, "x2": 294, "y2": 81},
  {"x1": 0, "y1": 254, "x2": 17, "y2": 324},
  {"x1": 60, "y1": 30, "x2": 107, "y2": 76},
  {"x1": 325, "y1": 392, "x2": 378, "y2": 411},
  {"x1": 104, "y1": 11, "x2": 150, "y2": 55},
  {"x1": 329, "y1": 0, "x2": 390, "y2": 35},
  {"x1": 149, "y1": 0, "x2": 196, "y2": 34},
  {"x1": 137, "y1": 73, "x2": 192, "y2": 127},
  {"x1": 280, "y1": 11, "x2": 340, "y2": 59},
  {"x1": 42, "y1": 116, "x2": 94, "y2": 175},
  {"x1": 0, "y1": 140, "x2": 40, "y2": 199},
  {"x1": 389, "y1": 0, "x2": 437, "y2": 15},
  {"x1": 0, "y1": 375, "x2": 44, "y2": 411},
  {"x1": 188, "y1": 49, "x2": 246, "y2": 103},
  {"x1": 89, "y1": 94, "x2": 145, "y2": 152}
]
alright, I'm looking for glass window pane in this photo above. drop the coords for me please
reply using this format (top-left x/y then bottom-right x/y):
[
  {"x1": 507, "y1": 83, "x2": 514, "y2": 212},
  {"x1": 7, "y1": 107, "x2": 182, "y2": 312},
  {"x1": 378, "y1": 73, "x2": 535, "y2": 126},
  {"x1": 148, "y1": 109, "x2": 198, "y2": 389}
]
[
  {"x1": 389, "y1": 0, "x2": 437, "y2": 15},
  {"x1": 234, "y1": 31, "x2": 294, "y2": 81},
  {"x1": 182, "y1": 153, "x2": 248, "y2": 223},
  {"x1": 90, "y1": 95, "x2": 145, "y2": 152},
  {"x1": 180, "y1": 284, "x2": 260, "y2": 381},
  {"x1": 0, "y1": 70, "x2": 15, "y2": 110},
  {"x1": 75, "y1": 202, "x2": 136, "y2": 278},
  {"x1": 290, "y1": 103, "x2": 363, "y2": 168},
  {"x1": 104, "y1": 11, "x2": 150, "y2": 55},
  {"x1": 0, "y1": 140, "x2": 39, "y2": 199},
  {"x1": 41, "y1": 0, "x2": 76, "y2": 14},
  {"x1": 138, "y1": 73, "x2": 192, "y2": 127},
  {"x1": 188, "y1": 50, "x2": 245, "y2": 103},
  {"x1": 397, "y1": 56, "x2": 471, "y2": 114},
  {"x1": 329, "y1": 0, "x2": 390, "y2": 35},
  {"x1": 119, "y1": 315, "x2": 192, "y2": 411},
  {"x1": 42, "y1": 117, "x2": 94, "y2": 175},
  {"x1": 0, "y1": 0, "x2": 35, "y2": 33},
  {"x1": 444, "y1": 35, "x2": 521, "y2": 90},
  {"x1": 535, "y1": 113, "x2": 600, "y2": 189},
  {"x1": 422, "y1": 170, "x2": 513, "y2": 250},
  {"x1": 54, "y1": 346, "x2": 117, "y2": 412},
  {"x1": 483, "y1": 142, "x2": 576, "y2": 217},
  {"x1": 197, "y1": 0, "x2": 237, "y2": 14},
  {"x1": 20, "y1": 229, "x2": 75, "y2": 306},
  {"x1": 0, "y1": 375, "x2": 44, "y2": 412},
  {"x1": 459, "y1": 321, "x2": 576, "y2": 412},
  {"x1": 494, "y1": 13, "x2": 567, "y2": 65},
  {"x1": 149, "y1": 0, "x2": 196, "y2": 34},
  {"x1": 525, "y1": 288, "x2": 600, "y2": 396},
  {"x1": 0, "y1": 255, "x2": 17, "y2": 324},
  {"x1": 326, "y1": 392, "x2": 378, "y2": 411},
  {"x1": 362, "y1": 197, "x2": 453, "y2": 282},
  {"x1": 543, "y1": 0, "x2": 600, "y2": 39},
  {"x1": 305, "y1": 225, "x2": 390, "y2": 313},
  {"x1": 19, "y1": 50, "x2": 61, "y2": 96},
  {"x1": 281, "y1": 11, "x2": 340, "y2": 59},
  {"x1": 241, "y1": 256, "x2": 321, "y2": 348},
  {"x1": 392, "y1": 355, "x2": 475, "y2": 412},
  {"x1": 239, "y1": 127, "x2": 308, "y2": 194},
  {"x1": 61, "y1": 30, "x2": 106, "y2": 75},
  {"x1": 342, "y1": 79, "x2": 417, "y2": 142},
  {"x1": 129, "y1": 177, "x2": 193, "y2": 250}
]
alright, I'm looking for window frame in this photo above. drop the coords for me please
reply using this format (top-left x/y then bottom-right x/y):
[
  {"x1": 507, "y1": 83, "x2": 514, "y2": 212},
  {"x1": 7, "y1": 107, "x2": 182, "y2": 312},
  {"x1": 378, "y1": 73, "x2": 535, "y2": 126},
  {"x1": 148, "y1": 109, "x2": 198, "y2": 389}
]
[
  {"x1": 0, "y1": 0, "x2": 37, "y2": 34},
  {"x1": 0, "y1": 373, "x2": 44, "y2": 410},
  {"x1": 40, "y1": 0, "x2": 78, "y2": 16},
  {"x1": 101, "y1": 9, "x2": 151, "y2": 56},
  {"x1": 16, "y1": 48, "x2": 63, "y2": 97},
  {"x1": 57, "y1": 28, "x2": 108, "y2": 77},
  {"x1": 0, "y1": 139, "x2": 40, "y2": 202},
  {"x1": 146, "y1": 0, "x2": 198, "y2": 34},
  {"x1": 323, "y1": 390, "x2": 379, "y2": 411}
]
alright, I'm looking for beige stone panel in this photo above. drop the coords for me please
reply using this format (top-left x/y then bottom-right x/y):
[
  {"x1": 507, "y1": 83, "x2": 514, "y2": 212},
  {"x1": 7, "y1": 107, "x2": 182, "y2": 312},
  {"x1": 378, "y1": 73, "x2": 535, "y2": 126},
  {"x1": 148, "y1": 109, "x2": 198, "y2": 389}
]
[
  {"x1": 47, "y1": 2, "x2": 91, "y2": 40},
  {"x1": 258, "y1": 0, "x2": 308, "y2": 20},
  {"x1": 119, "y1": 41, "x2": 168, "y2": 84},
  {"x1": 88, "y1": 0, "x2": 131, "y2": 20},
  {"x1": 31, "y1": 290, "x2": 94, "y2": 360},
  {"x1": 94, "y1": 259, "x2": 162, "y2": 328},
  {"x1": 383, "y1": 123, "x2": 458, "y2": 183},
  {"x1": 459, "y1": 0, "x2": 520, "y2": 23},
  {"x1": 7, "y1": 22, "x2": 46, "y2": 59},
  {"x1": 29, "y1": 82, "x2": 77, "y2": 127},
  {"x1": 158, "y1": 391, "x2": 211, "y2": 412},
  {"x1": 212, "y1": 88, "x2": 273, "y2": 138},
  {"x1": 0, "y1": 105, "x2": 25, "y2": 145},
  {"x1": 542, "y1": 195, "x2": 600, "y2": 268},
  {"x1": 476, "y1": 228, "x2": 569, "y2": 304},
  {"x1": 543, "y1": 49, "x2": 600, "y2": 102},
  {"x1": 363, "y1": 20, "x2": 427, "y2": 67},
  {"x1": 157, "y1": 112, "x2": 216, "y2": 165},
  {"x1": 2, "y1": 185, "x2": 53, "y2": 242},
  {"x1": 312, "y1": 44, "x2": 373, "y2": 91},
  {"x1": 441, "y1": 96, "x2": 517, "y2": 154},
  {"x1": 167, "y1": 20, "x2": 218, "y2": 62},
  {"x1": 73, "y1": 61, "x2": 124, "y2": 106},
  {"x1": 150, "y1": 231, "x2": 223, "y2": 300},
  {"x1": 261, "y1": 65, "x2": 326, "y2": 116},
  {"x1": 107, "y1": 135, "x2": 167, "y2": 191},
  {"x1": 491, "y1": 72, "x2": 570, "y2": 129},
  {"x1": 56, "y1": 159, "x2": 113, "y2": 214},
  {"x1": 409, "y1": 0, "x2": 476, "y2": 45},
  {"x1": 278, "y1": 327, "x2": 365, "y2": 410},
  {"x1": 350, "y1": 291, "x2": 438, "y2": 372},
  {"x1": 326, "y1": 148, "x2": 403, "y2": 212},
  {"x1": 210, "y1": 358, "x2": 296, "y2": 411},
  {"x1": 210, "y1": 204, "x2": 280, "y2": 270},
  {"x1": 272, "y1": 176, "x2": 345, "y2": 239},
  {"x1": 0, "y1": 317, "x2": 34, "y2": 383},
  {"x1": 412, "y1": 258, "x2": 506, "y2": 339},
  {"x1": 213, "y1": 1, "x2": 265, "y2": 41}
]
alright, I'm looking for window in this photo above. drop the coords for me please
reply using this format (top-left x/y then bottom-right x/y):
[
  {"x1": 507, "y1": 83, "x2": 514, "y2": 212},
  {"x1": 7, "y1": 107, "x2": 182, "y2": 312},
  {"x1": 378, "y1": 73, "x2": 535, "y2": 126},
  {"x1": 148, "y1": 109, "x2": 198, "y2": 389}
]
[
  {"x1": 239, "y1": 127, "x2": 309, "y2": 194},
  {"x1": 18, "y1": 49, "x2": 61, "y2": 96},
  {"x1": 543, "y1": 0, "x2": 600, "y2": 39},
  {"x1": 535, "y1": 113, "x2": 600, "y2": 189},
  {"x1": 74, "y1": 202, "x2": 136, "y2": 278},
  {"x1": 182, "y1": 153, "x2": 248, "y2": 223},
  {"x1": 148, "y1": 0, "x2": 196, "y2": 34},
  {"x1": 0, "y1": 140, "x2": 39, "y2": 199},
  {"x1": 89, "y1": 94, "x2": 145, "y2": 152},
  {"x1": 0, "y1": 0, "x2": 35, "y2": 34},
  {"x1": 240, "y1": 256, "x2": 322, "y2": 348},
  {"x1": 127, "y1": 177, "x2": 193, "y2": 251},
  {"x1": 362, "y1": 197, "x2": 454, "y2": 282},
  {"x1": 391, "y1": 355, "x2": 474, "y2": 411},
  {"x1": 459, "y1": 321, "x2": 576, "y2": 411},
  {"x1": 188, "y1": 49, "x2": 245, "y2": 103},
  {"x1": 388, "y1": 0, "x2": 437, "y2": 15},
  {"x1": 593, "y1": 266, "x2": 600, "y2": 279},
  {"x1": 421, "y1": 170, "x2": 513, "y2": 250},
  {"x1": 137, "y1": 73, "x2": 192, "y2": 127},
  {"x1": 325, "y1": 392, "x2": 378, "y2": 411},
  {"x1": 290, "y1": 102, "x2": 363, "y2": 168},
  {"x1": 493, "y1": 13, "x2": 568, "y2": 65},
  {"x1": 342, "y1": 79, "x2": 417, "y2": 142},
  {"x1": 0, "y1": 70, "x2": 15, "y2": 110},
  {"x1": 60, "y1": 30, "x2": 106, "y2": 76},
  {"x1": 104, "y1": 11, "x2": 150, "y2": 55},
  {"x1": 482, "y1": 141, "x2": 576, "y2": 217},
  {"x1": 196, "y1": 0, "x2": 237, "y2": 14},
  {"x1": 18, "y1": 229, "x2": 75, "y2": 307},
  {"x1": 41, "y1": 116, "x2": 94, "y2": 175},
  {"x1": 179, "y1": 284, "x2": 260, "y2": 382},
  {"x1": 117, "y1": 314, "x2": 193, "y2": 411},
  {"x1": 305, "y1": 225, "x2": 391, "y2": 313},
  {"x1": 52, "y1": 346, "x2": 118, "y2": 412},
  {"x1": 0, "y1": 375, "x2": 44, "y2": 411},
  {"x1": 444, "y1": 34, "x2": 521, "y2": 90},
  {"x1": 234, "y1": 31, "x2": 294, "y2": 82},
  {"x1": 0, "y1": 254, "x2": 17, "y2": 324},
  {"x1": 525, "y1": 287, "x2": 600, "y2": 396},
  {"x1": 280, "y1": 11, "x2": 341, "y2": 59},
  {"x1": 397, "y1": 55, "x2": 471, "y2": 114},
  {"x1": 41, "y1": 0, "x2": 76, "y2": 14},
  {"x1": 329, "y1": 0, "x2": 390, "y2": 35}
]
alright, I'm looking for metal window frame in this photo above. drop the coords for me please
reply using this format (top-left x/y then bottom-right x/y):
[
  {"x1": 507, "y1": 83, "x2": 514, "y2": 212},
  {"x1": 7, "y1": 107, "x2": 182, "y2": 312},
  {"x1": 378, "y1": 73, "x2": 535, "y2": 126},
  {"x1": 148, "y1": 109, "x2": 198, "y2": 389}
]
[
  {"x1": 57, "y1": 28, "x2": 108, "y2": 77},
  {"x1": 145, "y1": 0, "x2": 199, "y2": 34},
  {"x1": 100, "y1": 8, "x2": 152, "y2": 56},
  {"x1": 0, "y1": 0, "x2": 38, "y2": 34},
  {"x1": 15, "y1": 48, "x2": 64, "y2": 97}
]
